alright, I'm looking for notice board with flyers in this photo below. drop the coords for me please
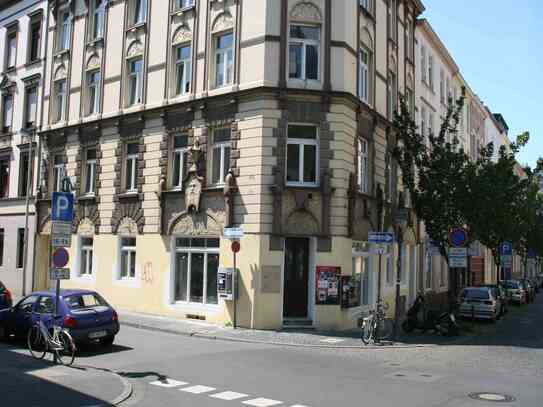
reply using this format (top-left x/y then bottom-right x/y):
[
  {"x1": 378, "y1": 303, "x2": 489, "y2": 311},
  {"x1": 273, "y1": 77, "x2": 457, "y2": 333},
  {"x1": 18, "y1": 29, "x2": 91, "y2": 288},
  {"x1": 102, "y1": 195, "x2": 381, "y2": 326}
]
[{"x1": 315, "y1": 266, "x2": 341, "y2": 305}]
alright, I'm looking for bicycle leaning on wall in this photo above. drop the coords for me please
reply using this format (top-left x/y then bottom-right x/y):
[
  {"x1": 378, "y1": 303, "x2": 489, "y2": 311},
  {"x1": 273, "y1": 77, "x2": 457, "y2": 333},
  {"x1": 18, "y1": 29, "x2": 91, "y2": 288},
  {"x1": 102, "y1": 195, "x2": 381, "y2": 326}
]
[
  {"x1": 360, "y1": 300, "x2": 391, "y2": 345},
  {"x1": 27, "y1": 314, "x2": 76, "y2": 366}
]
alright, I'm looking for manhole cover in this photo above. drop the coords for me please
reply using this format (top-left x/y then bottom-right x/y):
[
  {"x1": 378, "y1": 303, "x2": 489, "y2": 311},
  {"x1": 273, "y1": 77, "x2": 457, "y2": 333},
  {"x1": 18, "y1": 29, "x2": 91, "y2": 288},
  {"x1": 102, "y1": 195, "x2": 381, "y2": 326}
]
[{"x1": 469, "y1": 393, "x2": 516, "y2": 403}]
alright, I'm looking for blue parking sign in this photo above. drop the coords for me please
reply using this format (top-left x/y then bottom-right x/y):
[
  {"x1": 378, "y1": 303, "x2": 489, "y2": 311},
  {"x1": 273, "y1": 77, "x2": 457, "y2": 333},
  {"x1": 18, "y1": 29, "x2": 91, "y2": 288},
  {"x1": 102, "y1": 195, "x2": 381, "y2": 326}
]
[
  {"x1": 51, "y1": 192, "x2": 74, "y2": 222},
  {"x1": 500, "y1": 241, "x2": 512, "y2": 256}
]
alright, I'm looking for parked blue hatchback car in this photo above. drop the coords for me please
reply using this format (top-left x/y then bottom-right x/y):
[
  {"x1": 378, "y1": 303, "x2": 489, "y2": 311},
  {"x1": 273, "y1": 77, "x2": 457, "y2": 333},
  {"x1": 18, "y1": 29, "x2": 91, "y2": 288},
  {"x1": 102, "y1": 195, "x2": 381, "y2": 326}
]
[
  {"x1": 0, "y1": 289, "x2": 119, "y2": 346},
  {"x1": 0, "y1": 280, "x2": 13, "y2": 310}
]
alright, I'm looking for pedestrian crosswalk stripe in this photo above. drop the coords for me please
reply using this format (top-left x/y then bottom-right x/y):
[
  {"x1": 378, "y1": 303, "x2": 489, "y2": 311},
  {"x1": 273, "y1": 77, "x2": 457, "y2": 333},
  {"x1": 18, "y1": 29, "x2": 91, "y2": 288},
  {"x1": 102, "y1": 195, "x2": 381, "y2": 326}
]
[
  {"x1": 149, "y1": 379, "x2": 188, "y2": 388},
  {"x1": 242, "y1": 398, "x2": 283, "y2": 407},
  {"x1": 210, "y1": 391, "x2": 249, "y2": 400},
  {"x1": 180, "y1": 385, "x2": 216, "y2": 394}
]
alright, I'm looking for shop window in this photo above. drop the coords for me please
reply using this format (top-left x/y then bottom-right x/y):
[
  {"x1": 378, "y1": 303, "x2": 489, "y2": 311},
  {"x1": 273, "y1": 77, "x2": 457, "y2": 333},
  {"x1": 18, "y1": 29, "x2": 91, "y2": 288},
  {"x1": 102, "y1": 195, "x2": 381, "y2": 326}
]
[
  {"x1": 171, "y1": 134, "x2": 189, "y2": 189},
  {"x1": 214, "y1": 32, "x2": 234, "y2": 88},
  {"x1": 289, "y1": 24, "x2": 320, "y2": 81},
  {"x1": 120, "y1": 237, "x2": 136, "y2": 279},
  {"x1": 174, "y1": 237, "x2": 220, "y2": 305},
  {"x1": 209, "y1": 127, "x2": 231, "y2": 186},
  {"x1": 286, "y1": 125, "x2": 318, "y2": 187},
  {"x1": 80, "y1": 237, "x2": 93, "y2": 276}
]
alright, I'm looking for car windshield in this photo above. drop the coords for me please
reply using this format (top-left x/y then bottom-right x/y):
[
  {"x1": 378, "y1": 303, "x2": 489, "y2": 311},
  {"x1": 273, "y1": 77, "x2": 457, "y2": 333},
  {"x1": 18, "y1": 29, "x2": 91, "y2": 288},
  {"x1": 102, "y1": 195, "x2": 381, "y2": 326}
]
[
  {"x1": 0, "y1": 281, "x2": 5, "y2": 292},
  {"x1": 503, "y1": 281, "x2": 519, "y2": 289},
  {"x1": 64, "y1": 293, "x2": 107, "y2": 310},
  {"x1": 462, "y1": 289, "x2": 490, "y2": 300}
]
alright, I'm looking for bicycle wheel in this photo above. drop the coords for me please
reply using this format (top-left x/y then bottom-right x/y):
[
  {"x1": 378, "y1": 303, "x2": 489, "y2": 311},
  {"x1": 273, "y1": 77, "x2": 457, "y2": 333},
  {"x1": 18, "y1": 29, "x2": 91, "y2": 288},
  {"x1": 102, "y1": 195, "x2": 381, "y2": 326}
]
[
  {"x1": 361, "y1": 319, "x2": 375, "y2": 345},
  {"x1": 54, "y1": 330, "x2": 76, "y2": 366},
  {"x1": 28, "y1": 325, "x2": 47, "y2": 360}
]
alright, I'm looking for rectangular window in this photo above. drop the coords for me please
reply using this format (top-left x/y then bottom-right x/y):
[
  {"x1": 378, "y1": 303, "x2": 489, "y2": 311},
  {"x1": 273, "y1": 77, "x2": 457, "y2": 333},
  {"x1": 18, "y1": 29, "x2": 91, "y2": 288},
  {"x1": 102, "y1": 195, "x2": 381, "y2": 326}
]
[
  {"x1": 388, "y1": 71, "x2": 396, "y2": 118},
  {"x1": 174, "y1": 238, "x2": 220, "y2": 305},
  {"x1": 428, "y1": 55, "x2": 434, "y2": 90},
  {"x1": 357, "y1": 138, "x2": 369, "y2": 194},
  {"x1": 80, "y1": 237, "x2": 93, "y2": 276},
  {"x1": 175, "y1": 0, "x2": 193, "y2": 10},
  {"x1": 0, "y1": 229, "x2": 4, "y2": 266},
  {"x1": 53, "y1": 154, "x2": 65, "y2": 192},
  {"x1": 429, "y1": 111, "x2": 434, "y2": 136},
  {"x1": 84, "y1": 148, "x2": 97, "y2": 195},
  {"x1": 5, "y1": 30, "x2": 17, "y2": 69},
  {"x1": 29, "y1": 18, "x2": 42, "y2": 62},
  {"x1": 407, "y1": 19, "x2": 414, "y2": 60},
  {"x1": 120, "y1": 237, "x2": 136, "y2": 279},
  {"x1": 175, "y1": 45, "x2": 192, "y2": 95},
  {"x1": 127, "y1": 58, "x2": 143, "y2": 106},
  {"x1": 86, "y1": 70, "x2": 101, "y2": 115},
  {"x1": 440, "y1": 69, "x2": 445, "y2": 103},
  {"x1": 0, "y1": 158, "x2": 9, "y2": 198},
  {"x1": 388, "y1": 0, "x2": 397, "y2": 41},
  {"x1": 359, "y1": 48, "x2": 370, "y2": 104},
  {"x1": 446, "y1": 77, "x2": 451, "y2": 102},
  {"x1": 90, "y1": 0, "x2": 105, "y2": 40},
  {"x1": 24, "y1": 86, "x2": 38, "y2": 128},
  {"x1": 406, "y1": 87, "x2": 413, "y2": 117},
  {"x1": 54, "y1": 79, "x2": 67, "y2": 123},
  {"x1": 2, "y1": 93, "x2": 13, "y2": 133},
  {"x1": 132, "y1": 0, "x2": 147, "y2": 25},
  {"x1": 125, "y1": 143, "x2": 138, "y2": 192},
  {"x1": 421, "y1": 106, "x2": 426, "y2": 138},
  {"x1": 214, "y1": 32, "x2": 234, "y2": 88},
  {"x1": 19, "y1": 151, "x2": 30, "y2": 197},
  {"x1": 289, "y1": 25, "x2": 320, "y2": 81},
  {"x1": 420, "y1": 46, "x2": 426, "y2": 83},
  {"x1": 16, "y1": 228, "x2": 24, "y2": 269},
  {"x1": 57, "y1": 10, "x2": 71, "y2": 51},
  {"x1": 211, "y1": 128, "x2": 231, "y2": 185},
  {"x1": 286, "y1": 125, "x2": 318, "y2": 186},
  {"x1": 171, "y1": 134, "x2": 189, "y2": 189}
]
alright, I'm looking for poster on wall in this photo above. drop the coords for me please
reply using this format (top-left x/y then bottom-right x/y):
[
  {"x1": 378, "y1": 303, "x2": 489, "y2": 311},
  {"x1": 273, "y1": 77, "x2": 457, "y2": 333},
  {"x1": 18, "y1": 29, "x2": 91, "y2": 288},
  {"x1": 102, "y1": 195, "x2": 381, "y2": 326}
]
[
  {"x1": 340, "y1": 275, "x2": 361, "y2": 309},
  {"x1": 315, "y1": 266, "x2": 341, "y2": 305}
]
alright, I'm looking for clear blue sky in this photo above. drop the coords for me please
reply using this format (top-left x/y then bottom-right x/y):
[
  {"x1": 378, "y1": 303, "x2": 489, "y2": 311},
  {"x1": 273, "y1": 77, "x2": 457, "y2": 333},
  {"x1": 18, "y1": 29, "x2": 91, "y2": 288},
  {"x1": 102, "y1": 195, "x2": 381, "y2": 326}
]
[{"x1": 421, "y1": 0, "x2": 542, "y2": 168}]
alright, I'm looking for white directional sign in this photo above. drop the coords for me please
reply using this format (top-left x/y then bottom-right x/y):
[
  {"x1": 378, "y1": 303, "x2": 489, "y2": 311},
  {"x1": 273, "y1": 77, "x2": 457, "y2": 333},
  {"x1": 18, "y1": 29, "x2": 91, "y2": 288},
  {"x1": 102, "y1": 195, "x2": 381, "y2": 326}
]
[
  {"x1": 223, "y1": 227, "x2": 244, "y2": 240},
  {"x1": 370, "y1": 244, "x2": 390, "y2": 255},
  {"x1": 368, "y1": 232, "x2": 394, "y2": 245},
  {"x1": 49, "y1": 268, "x2": 70, "y2": 280},
  {"x1": 52, "y1": 222, "x2": 72, "y2": 247},
  {"x1": 449, "y1": 247, "x2": 468, "y2": 268}
]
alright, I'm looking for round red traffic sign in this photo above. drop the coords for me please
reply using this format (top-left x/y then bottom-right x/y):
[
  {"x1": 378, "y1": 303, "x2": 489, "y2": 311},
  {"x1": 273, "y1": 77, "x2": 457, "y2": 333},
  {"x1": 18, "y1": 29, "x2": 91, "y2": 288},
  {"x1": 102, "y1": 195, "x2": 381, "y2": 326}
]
[
  {"x1": 52, "y1": 247, "x2": 70, "y2": 268},
  {"x1": 449, "y1": 227, "x2": 468, "y2": 247},
  {"x1": 231, "y1": 241, "x2": 241, "y2": 253}
]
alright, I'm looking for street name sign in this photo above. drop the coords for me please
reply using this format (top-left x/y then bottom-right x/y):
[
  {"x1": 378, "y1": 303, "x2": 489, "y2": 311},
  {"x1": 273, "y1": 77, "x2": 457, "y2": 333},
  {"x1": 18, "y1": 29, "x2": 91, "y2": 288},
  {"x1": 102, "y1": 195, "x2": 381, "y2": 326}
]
[
  {"x1": 449, "y1": 247, "x2": 468, "y2": 268},
  {"x1": 370, "y1": 244, "x2": 389, "y2": 255},
  {"x1": 223, "y1": 227, "x2": 244, "y2": 240},
  {"x1": 368, "y1": 232, "x2": 394, "y2": 245},
  {"x1": 49, "y1": 268, "x2": 70, "y2": 280}
]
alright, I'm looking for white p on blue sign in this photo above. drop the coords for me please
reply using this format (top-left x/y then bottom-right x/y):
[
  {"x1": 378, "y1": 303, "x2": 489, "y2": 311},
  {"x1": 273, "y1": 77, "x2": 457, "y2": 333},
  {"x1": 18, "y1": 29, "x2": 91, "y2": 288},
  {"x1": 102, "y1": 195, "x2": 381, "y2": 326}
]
[{"x1": 52, "y1": 192, "x2": 74, "y2": 222}]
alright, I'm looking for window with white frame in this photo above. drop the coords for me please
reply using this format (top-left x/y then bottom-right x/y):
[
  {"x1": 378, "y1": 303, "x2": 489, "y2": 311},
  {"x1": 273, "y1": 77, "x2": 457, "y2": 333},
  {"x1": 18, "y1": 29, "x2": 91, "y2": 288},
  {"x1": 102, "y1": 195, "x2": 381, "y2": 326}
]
[
  {"x1": 57, "y1": 9, "x2": 71, "y2": 51},
  {"x1": 5, "y1": 29, "x2": 17, "y2": 70},
  {"x1": 174, "y1": 44, "x2": 191, "y2": 95},
  {"x1": 353, "y1": 254, "x2": 372, "y2": 306},
  {"x1": 214, "y1": 32, "x2": 234, "y2": 88},
  {"x1": 174, "y1": 237, "x2": 220, "y2": 305},
  {"x1": 131, "y1": 0, "x2": 147, "y2": 26},
  {"x1": 171, "y1": 134, "x2": 189, "y2": 189},
  {"x1": 210, "y1": 127, "x2": 231, "y2": 186},
  {"x1": 289, "y1": 24, "x2": 320, "y2": 81},
  {"x1": 84, "y1": 148, "x2": 97, "y2": 195},
  {"x1": 387, "y1": 70, "x2": 397, "y2": 119},
  {"x1": 54, "y1": 79, "x2": 67, "y2": 123},
  {"x1": 359, "y1": 48, "x2": 370, "y2": 104},
  {"x1": 28, "y1": 16, "x2": 42, "y2": 63},
  {"x1": 119, "y1": 237, "x2": 136, "y2": 279},
  {"x1": 24, "y1": 85, "x2": 38, "y2": 129},
  {"x1": 125, "y1": 143, "x2": 138, "y2": 192},
  {"x1": 428, "y1": 54, "x2": 434, "y2": 90},
  {"x1": 175, "y1": 0, "x2": 193, "y2": 10},
  {"x1": 53, "y1": 154, "x2": 65, "y2": 192},
  {"x1": 2, "y1": 93, "x2": 14, "y2": 133},
  {"x1": 86, "y1": 70, "x2": 101, "y2": 115},
  {"x1": 420, "y1": 45, "x2": 426, "y2": 83},
  {"x1": 80, "y1": 237, "x2": 93, "y2": 276},
  {"x1": 406, "y1": 18, "x2": 414, "y2": 60},
  {"x1": 127, "y1": 57, "x2": 143, "y2": 106},
  {"x1": 357, "y1": 138, "x2": 369, "y2": 194},
  {"x1": 89, "y1": 0, "x2": 105, "y2": 40},
  {"x1": 286, "y1": 125, "x2": 318, "y2": 186}
]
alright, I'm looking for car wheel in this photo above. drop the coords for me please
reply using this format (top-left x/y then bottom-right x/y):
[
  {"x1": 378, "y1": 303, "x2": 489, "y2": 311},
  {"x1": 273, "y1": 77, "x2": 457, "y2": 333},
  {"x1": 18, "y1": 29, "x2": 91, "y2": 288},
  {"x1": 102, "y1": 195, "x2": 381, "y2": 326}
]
[{"x1": 100, "y1": 335, "x2": 115, "y2": 347}]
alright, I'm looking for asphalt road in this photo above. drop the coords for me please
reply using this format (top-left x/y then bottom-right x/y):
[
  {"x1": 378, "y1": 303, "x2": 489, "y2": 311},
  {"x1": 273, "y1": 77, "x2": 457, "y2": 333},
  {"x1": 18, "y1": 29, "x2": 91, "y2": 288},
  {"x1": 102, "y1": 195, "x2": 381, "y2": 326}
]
[{"x1": 4, "y1": 294, "x2": 543, "y2": 406}]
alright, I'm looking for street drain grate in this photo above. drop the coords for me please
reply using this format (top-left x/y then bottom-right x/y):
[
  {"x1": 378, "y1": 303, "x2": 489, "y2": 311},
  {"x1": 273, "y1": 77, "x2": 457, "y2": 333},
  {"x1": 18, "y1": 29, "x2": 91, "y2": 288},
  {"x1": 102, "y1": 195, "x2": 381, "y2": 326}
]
[{"x1": 469, "y1": 393, "x2": 516, "y2": 403}]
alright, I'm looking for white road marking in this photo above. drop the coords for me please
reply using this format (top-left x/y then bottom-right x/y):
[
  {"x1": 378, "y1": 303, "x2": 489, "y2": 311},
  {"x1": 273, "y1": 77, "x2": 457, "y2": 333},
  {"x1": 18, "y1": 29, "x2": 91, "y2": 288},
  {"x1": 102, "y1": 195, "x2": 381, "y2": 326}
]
[
  {"x1": 149, "y1": 379, "x2": 188, "y2": 388},
  {"x1": 210, "y1": 391, "x2": 249, "y2": 400},
  {"x1": 242, "y1": 398, "x2": 283, "y2": 407},
  {"x1": 290, "y1": 405, "x2": 310, "y2": 407},
  {"x1": 319, "y1": 338, "x2": 344, "y2": 343},
  {"x1": 180, "y1": 385, "x2": 216, "y2": 394}
]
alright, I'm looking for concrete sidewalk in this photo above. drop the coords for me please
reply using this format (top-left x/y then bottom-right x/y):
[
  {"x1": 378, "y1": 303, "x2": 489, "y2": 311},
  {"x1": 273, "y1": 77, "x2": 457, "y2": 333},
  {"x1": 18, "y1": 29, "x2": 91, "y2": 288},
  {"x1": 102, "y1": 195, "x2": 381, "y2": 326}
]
[{"x1": 119, "y1": 310, "x2": 462, "y2": 349}]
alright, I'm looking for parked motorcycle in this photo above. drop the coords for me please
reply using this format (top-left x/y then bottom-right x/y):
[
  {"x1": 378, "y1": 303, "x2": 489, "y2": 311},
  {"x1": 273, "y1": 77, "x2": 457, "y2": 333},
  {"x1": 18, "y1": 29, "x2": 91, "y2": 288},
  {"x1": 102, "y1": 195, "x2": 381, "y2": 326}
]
[{"x1": 402, "y1": 292, "x2": 459, "y2": 336}]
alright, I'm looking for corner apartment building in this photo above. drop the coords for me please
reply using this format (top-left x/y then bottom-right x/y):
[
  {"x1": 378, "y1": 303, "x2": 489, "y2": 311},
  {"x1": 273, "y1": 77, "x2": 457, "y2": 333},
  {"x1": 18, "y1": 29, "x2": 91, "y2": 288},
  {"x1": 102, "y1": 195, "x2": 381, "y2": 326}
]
[
  {"x1": 33, "y1": 0, "x2": 424, "y2": 330},
  {"x1": 0, "y1": 0, "x2": 47, "y2": 296}
]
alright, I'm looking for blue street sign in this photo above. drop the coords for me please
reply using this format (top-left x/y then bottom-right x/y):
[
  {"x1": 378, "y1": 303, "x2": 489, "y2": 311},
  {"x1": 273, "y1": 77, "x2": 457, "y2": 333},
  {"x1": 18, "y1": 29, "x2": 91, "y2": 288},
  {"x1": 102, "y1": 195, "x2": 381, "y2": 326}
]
[
  {"x1": 528, "y1": 248, "x2": 537, "y2": 259},
  {"x1": 51, "y1": 192, "x2": 74, "y2": 222},
  {"x1": 449, "y1": 228, "x2": 468, "y2": 247},
  {"x1": 368, "y1": 232, "x2": 394, "y2": 245},
  {"x1": 500, "y1": 241, "x2": 513, "y2": 256}
]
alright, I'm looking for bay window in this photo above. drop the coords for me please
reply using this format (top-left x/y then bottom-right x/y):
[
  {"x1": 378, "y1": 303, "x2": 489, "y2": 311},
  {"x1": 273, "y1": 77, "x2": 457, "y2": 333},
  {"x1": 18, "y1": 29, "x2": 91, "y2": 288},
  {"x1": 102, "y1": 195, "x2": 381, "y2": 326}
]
[
  {"x1": 174, "y1": 237, "x2": 220, "y2": 305},
  {"x1": 120, "y1": 237, "x2": 136, "y2": 279},
  {"x1": 171, "y1": 134, "x2": 189, "y2": 189},
  {"x1": 214, "y1": 32, "x2": 234, "y2": 88},
  {"x1": 286, "y1": 125, "x2": 318, "y2": 186},
  {"x1": 210, "y1": 128, "x2": 231, "y2": 186},
  {"x1": 175, "y1": 44, "x2": 191, "y2": 95},
  {"x1": 125, "y1": 143, "x2": 138, "y2": 192},
  {"x1": 289, "y1": 24, "x2": 320, "y2": 81}
]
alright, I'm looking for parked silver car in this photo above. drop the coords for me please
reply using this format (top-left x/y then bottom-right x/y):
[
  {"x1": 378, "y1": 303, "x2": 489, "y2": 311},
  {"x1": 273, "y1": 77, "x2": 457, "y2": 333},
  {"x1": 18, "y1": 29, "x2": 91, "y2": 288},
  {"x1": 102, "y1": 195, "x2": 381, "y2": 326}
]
[
  {"x1": 503, "y1": 280, "x2": 527, "y2": 305},
  {"x1": 458, "y1": 287, "x2": 501, "y2": 322}
]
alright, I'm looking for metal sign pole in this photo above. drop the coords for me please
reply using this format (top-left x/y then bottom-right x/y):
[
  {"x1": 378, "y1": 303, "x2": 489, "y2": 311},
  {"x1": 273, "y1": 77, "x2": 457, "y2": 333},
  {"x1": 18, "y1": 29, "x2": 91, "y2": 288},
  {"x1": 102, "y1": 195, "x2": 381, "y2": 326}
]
[
  {"x1": 376, "y1": 252, "x2": 382, "y2": 344},
  {"x1": 233, "y1": 250, "x2": 237, "y2": 329},
  {"x1": 393, "y1": 233, "x2": 403, "y2": 341}
]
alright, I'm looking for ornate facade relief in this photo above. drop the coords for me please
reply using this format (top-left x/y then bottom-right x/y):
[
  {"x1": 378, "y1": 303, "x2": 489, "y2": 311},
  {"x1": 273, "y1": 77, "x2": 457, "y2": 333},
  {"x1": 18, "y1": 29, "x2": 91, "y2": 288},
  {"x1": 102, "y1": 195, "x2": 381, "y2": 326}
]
[
  {"x1": 86, "y1": 54, "x2": 101, "y2": 70},
  {"x1": 54, "y1": 64, "x2": 67, "y2": 81},
  {"x1": 117, "y1": 217, "x2": 139, "y2": 237},
  {"x1": 169, "y1": 211, "x2": 222, "y2": 237},
  {"x1": 212, "y1": 12, "x2": 234, "y2": 33},
  {"x1": 77, "y1": 218, "x2": 95, "y2": 237},
  {"x1": 285, "y1": 210, "x2": 319, "y2": 236},
  {"x1": 126, "y1": 40, "x2": 144, "y2": 59},
  {"x1": 290, "y1": 2, "x2": 322, "y2": 23},
  {"x1": 172, "y1": 25, "x2": 192, "y2": 45}
]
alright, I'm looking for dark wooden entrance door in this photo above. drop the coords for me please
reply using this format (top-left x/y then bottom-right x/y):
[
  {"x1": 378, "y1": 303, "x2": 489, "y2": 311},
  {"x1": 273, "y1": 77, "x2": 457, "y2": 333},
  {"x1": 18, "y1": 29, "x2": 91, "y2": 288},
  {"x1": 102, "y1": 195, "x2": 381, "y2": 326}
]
[{"x1": 283, "y1": 238, "x2": 310, "y2": 318}]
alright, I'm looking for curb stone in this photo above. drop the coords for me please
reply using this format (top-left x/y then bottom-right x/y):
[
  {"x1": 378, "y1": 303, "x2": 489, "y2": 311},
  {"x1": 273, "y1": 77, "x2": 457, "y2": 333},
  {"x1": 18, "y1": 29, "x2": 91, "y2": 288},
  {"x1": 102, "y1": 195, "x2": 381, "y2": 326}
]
[{"x1": 74, "y1": 364, "x2": 133, "y2": 406}]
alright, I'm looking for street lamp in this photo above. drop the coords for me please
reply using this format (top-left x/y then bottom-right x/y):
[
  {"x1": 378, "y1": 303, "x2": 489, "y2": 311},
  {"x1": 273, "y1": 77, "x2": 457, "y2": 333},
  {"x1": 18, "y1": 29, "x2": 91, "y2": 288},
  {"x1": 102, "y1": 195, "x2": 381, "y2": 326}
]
[{"x1": 393, "y1": 192, "x2": 408, "y2": 341}]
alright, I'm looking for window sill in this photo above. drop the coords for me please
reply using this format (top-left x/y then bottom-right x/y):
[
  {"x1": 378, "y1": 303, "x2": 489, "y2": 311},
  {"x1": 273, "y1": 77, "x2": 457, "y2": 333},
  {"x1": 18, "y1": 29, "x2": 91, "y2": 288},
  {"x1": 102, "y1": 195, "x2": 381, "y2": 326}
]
[
  {"x1": 24, "y1": 59, "x2": 42, "y2": 68},
  {"x1": 86, "y1": 37, "x2": 104, "y2": 48},
  {"x1": 171, "y1": 5, "x2": 195, "y2": 17},
  {"x1": 285, "y1": 183, "x2": 320, "y2": 190},
  {"x1": 78, "y1": 194, "x2": 96, "y2": 202},
  {"x1": 117, "y1": 192, "x2": 140, "y2": 201},
  {"x1": 126, "y1": 22, "x2": 147, "y2": 33},
  {"x1": 54, "y1": 49, "x2": 70, "y2": 59},
  {"x1": 4, "y1": 66, "x2": 16, "y2": 74}
]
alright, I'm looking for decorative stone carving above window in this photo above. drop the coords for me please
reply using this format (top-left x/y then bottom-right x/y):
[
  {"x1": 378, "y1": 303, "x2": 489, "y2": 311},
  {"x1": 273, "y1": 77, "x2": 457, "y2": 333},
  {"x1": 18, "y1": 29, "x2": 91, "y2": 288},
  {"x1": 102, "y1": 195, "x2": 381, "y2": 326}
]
[
  {"x1": 86, "y1": 54, "x2": 101, "y2": 70},
  {"x1": 77, "y1": 218, "x2": 95, "y2": 237},
  {"x1": 54, "y1": 65, "x2": 67, "y2": 81},
  {"x1": 360, "y1": 27, "x2": 373, "y2": 50},
  {"x1": 172, "y1": 25, "x2": 192, "y2": 45},
  {"x1": 117, "y1": 216, "x2": 139, "y2": 237},
  {"x1": 211, "y1": 12, "x2": 234, "y2": 33},
  {"x1": 290, "y1": 2, "x2": 322, "y2": 23},
  {"x1": 126, "y1": 40, "x2": 144, "y2": 59}
]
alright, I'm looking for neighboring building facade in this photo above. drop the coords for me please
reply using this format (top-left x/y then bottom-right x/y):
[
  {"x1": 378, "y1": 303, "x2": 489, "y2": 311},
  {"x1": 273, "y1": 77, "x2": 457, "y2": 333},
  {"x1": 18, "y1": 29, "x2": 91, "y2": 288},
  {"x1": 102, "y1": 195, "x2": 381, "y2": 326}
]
[
  {"x1": 0, "y1": 0, "x2": 47, "y2": 296},
  {"x1": 33, "y1": 0, "x2": 424, "y2": 330}
]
